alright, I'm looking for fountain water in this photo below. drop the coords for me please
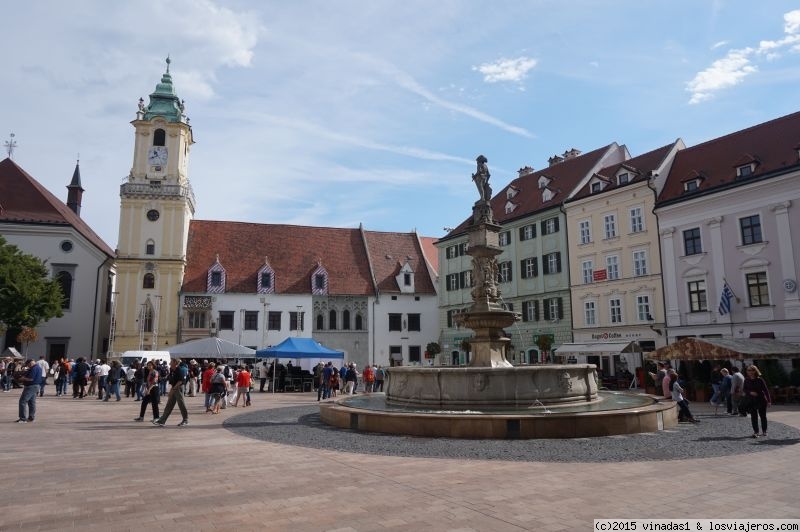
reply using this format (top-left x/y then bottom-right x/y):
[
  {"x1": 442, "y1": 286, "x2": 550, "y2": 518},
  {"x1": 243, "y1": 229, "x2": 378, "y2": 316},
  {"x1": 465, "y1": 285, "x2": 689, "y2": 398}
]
[{"x1": 320, "y1": 155, "x2": 676, "y2": 438}]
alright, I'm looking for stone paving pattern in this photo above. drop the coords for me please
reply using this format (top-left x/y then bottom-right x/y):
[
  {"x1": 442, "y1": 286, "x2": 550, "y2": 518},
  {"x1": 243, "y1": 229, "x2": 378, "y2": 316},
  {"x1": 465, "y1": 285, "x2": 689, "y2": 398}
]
[{"x1": 2, "y1": 390, "x2": 799, "y2": 531}]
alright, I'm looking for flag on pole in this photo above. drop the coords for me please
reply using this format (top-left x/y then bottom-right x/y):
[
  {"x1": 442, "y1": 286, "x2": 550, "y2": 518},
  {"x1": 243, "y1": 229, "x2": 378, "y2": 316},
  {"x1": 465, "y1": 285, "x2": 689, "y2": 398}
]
[{"x1": 718, "y1": 281, "x2": 734, "y2": 315}]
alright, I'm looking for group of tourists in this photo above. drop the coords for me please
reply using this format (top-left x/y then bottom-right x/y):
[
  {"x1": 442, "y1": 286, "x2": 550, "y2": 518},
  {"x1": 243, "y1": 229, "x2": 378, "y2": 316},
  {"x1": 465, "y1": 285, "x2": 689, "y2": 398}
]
[
  {"x1": 649, "y1": 361, "x2": 773, "y2": 437},
  {"x1": 313, "y1": 361, "x2": 386, "y2": 400}
]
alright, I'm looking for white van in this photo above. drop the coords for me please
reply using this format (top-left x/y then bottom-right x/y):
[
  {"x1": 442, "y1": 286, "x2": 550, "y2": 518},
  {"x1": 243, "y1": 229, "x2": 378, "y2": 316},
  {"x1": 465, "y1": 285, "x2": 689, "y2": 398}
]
[{"x1": 113, "y1": 350, "x2": 171, "y2": 369}]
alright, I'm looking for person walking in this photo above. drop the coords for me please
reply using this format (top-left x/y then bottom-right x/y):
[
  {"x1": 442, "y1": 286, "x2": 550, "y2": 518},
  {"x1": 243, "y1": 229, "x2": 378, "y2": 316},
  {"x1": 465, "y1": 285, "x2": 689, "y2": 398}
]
[
  {"x1": 202, "y1": 362, "x2": 216, "y2": 412},
  {"x1": 233, "y1": 366, "x2": 251, "y2": 407},
  {"x1": 259, "y1": 361, "x2": 269, "y2": 392},
  {"x1": 375, "y1": 366, "x2": 385, "y2": 392},
  {"x1": 36, "y1": 356, "x2": 50, "y2": 397},
  {"x1": 718, "y1": 368, "x2": 732, "y2": 415},
  {"x1": 125, "y1": 362, "x2": 137, "y2": 399},
  {"x1": 104, "y1": 361, "x2": 123, "y2": 401},
  {"x1": 730, "y1": 366, "x2": 745, "y2": 415},
  {"x1": 362, "y1": 364, "x2": 374, "y2": 394},
  {"x1": 669, "y1": 371, "x2": 698, "y2": 423},
  {"x1": 17, "y1": 359, "x2": 44, "y2": 423},
  {"x1": 95, "y1": 359, "x2": 110, "y2": 400},
  {"x1": 209, "y1": 367, "x2": 228, "y2": 414},
  {"x1": 72, "y1": 357, "x2": 89, "y2": 399},
  {"x1": 53, "y1": 359, "x2": 67, "y2": 397},
  {"x1": 345, "y1": 363, "x2": 358, "y2": 395},
  {"x1": 743, "y1": 365, "x2": 771, "y2": 438},
  {"x1": 134, "y1": 362, "x2": 160, "y2": 422},
  {"x1": 152, "y1": 359, "x2": 189, "y2": 427}
]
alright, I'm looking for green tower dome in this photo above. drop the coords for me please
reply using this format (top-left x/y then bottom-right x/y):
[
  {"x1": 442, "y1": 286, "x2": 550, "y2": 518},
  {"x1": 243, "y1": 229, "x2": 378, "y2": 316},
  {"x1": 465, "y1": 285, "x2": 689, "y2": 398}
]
[{"x1": 142, "y1": 57, "x2": 186, "y2": 123}]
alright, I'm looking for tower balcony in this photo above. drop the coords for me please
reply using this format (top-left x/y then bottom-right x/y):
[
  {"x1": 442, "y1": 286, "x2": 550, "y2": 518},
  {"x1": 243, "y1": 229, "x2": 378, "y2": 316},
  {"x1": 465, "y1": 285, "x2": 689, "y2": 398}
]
[{"x1": 120, "y1": 182, "x2": 196, "y2": 212}]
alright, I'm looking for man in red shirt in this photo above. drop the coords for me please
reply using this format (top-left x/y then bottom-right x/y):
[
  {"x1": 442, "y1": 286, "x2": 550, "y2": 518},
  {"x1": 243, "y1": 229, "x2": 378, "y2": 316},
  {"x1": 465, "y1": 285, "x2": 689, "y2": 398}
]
[
  {"x1": 233, "y1": 366, "x2": 251, "y2": 407},
  {"x1": 202, "y1": 362, "x2": 216, "y2": 413}
]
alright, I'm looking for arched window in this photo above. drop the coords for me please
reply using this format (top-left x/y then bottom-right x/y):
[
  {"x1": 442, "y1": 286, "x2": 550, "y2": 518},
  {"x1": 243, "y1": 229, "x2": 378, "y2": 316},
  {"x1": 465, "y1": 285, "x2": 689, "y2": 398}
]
[
  {"x1": 143, "y1": 273, "x2": 155, "y2": 289},
  {"x1": 153, "y1": 128, "x2": 166, "y2": 146},
  {"x1": 342, "y1": 309, "x2": 351, "y2": 330},
  {"x1": 145, "y1": 239, "x2": 155, "y2": 255},
  {"x1": 355, "y1": 313, "x2": 363, "y2": 331},
  {"x1": 56, "y1": 271, "x2": 72, "y2": 309},
  {"x1": 142, "y1": 305, "x2": 153, "y2": 333},
  {"x1": 316, "y1": 313, "x2": 324, "y2": 331},
  {"x1": 329, "y1": 310, "x2": 337, "y2": 330}
]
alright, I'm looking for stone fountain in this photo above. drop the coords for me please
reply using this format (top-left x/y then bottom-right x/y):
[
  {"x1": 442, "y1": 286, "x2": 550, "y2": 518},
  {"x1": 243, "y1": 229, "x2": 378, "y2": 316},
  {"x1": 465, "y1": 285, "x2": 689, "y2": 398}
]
[
  {"x1": 384, "y1": 155, "x2": 599, "y2": 407},
  {"x1": 319, "y1": 156, "x2": 676, "y2": 438}
]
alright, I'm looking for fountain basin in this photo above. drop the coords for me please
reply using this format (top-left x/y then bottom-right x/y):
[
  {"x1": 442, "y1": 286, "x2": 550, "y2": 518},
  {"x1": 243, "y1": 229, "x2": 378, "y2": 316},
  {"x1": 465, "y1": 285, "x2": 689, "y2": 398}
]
[
  {"x1": 320, "y1": 391, "x2": 678, "y2": 439},
  {"x1": 386, "y1": 364, "x2": 599, "y2": 407}
]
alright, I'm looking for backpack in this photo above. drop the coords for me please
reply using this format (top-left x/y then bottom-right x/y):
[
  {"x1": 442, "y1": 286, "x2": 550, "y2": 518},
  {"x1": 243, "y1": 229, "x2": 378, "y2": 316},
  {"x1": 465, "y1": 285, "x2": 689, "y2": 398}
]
[
  {"x1": 223, "y1": 365, "x2": 232, "y2": 380},
  {"x1": 158, "y1": 365, "x2": 168, "y2": 379},
  {"x1": 178, "y1": 364, "x2": 190, "y2": 384}
]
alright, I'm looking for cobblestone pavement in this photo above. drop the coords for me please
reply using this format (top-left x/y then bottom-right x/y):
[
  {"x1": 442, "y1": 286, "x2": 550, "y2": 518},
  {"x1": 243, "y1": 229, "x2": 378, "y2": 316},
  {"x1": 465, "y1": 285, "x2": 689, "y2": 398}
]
[{"x1": 2, "y1": 389, "x2": 799, "y2": 531}]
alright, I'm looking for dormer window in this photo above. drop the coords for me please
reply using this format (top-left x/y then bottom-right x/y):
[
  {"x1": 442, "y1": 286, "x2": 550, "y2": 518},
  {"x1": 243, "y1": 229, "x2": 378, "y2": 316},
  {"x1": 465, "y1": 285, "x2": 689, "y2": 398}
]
[
  {"x1": 404, "y1": 273, "x2": 412, "y2": 286},
  {"x1": 542, "y1": 188, "x2": 555, "y2": 202},
  {"x1": 504, "y1": 201, "x2": 517, "y2": 214},
  {"x1": 506, "y1": 186, "x2": 518, "y2": 199},
  {"x1": 684, "y1": 179, "x2": 700, "y2": 192},
  {"x1": 591, "y1": 182, "x2": 603, "y2": 193},
  {"x1": 257, "y1": 257, "x2": 275, "y2": 294},
  {"x1": 538, "y1": 176, "x2": 550, "y2": 189},
  {"x1": 396, "y1": 261, "x2": 415, "y2": 293},
  {"x1": 737, "y1": 164, "x2": 753, "y2": 178},
  {"x1": 617, "y1": 173, "x2": 629, "y2": 185},
  {"x1": 206, "y1": 255, "x2": 226, "y2": 293},
  {"x1": 311, "y1": 262, "x2": 329, "y2": 295}
]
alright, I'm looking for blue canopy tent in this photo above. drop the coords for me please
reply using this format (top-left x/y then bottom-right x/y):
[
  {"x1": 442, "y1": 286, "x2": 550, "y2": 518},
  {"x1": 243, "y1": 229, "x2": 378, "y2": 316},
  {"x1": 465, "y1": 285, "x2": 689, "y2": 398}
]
[{"x1": 256, "y1": 338, "x2": 345, "y2": 392}]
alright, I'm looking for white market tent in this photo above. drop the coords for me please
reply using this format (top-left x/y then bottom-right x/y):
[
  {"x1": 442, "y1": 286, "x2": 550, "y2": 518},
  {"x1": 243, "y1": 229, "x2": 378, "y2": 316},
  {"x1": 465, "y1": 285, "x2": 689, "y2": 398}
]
[{"x1": 166, "y1": 337, "x2": 255, "y2": 358}]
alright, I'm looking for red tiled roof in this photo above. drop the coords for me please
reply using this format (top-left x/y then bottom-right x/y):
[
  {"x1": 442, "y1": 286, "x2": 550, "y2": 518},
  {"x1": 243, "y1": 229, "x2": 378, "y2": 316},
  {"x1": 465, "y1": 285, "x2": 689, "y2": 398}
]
[
  {"x1": 363, "y1": 231, "x2": 436, "y2": 294},
  {"x1": 0, "y1": 158, "x2": 114, "y2": 257},
  {"x1": 659, "y1": 111, "x2": 800, "y2": 203},
  {"x1": 570, "y1": 141, "x2": 677, "y2": 202},
  {"x1": 418, "y1": 236, "x2": 439, "y2": 276},
  {"x1": 182, "y1": 220, "x2": 436, "y2": 296},
  {"x1": 442, "y1": 143, "x2": 623, "y2": 240}
]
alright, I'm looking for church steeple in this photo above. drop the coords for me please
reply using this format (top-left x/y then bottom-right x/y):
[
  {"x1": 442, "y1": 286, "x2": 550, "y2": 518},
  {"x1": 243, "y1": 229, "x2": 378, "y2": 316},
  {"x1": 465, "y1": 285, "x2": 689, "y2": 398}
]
[{"x1": 66, "y1": 159, "x2": 84, "y2": 216}]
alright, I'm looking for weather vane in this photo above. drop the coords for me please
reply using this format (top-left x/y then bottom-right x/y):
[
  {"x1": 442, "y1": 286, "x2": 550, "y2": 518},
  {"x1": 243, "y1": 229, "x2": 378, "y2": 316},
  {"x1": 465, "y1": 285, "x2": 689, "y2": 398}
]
[{"x1": 4, "y1": 132, "x2": 17, "y2": 159}]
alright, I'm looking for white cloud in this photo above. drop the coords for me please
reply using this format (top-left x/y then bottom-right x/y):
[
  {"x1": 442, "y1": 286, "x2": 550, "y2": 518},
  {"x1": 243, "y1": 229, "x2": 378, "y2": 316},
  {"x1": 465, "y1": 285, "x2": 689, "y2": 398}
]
[
  {"x1": 589, "y1": 61, "x2": 600, "y2": 68},
  {"x1": 687, "y1": 9, "x2": 800, "y2": 103},
  {"x1": 473, "y1": 57, "x2": 538, "y2": 83},
  {"x1": 687, "y1": 48, "x2": 757, "y2": 104},
  {"x1": 711, "y1": 40, "x2": 729, "y2": 50}
]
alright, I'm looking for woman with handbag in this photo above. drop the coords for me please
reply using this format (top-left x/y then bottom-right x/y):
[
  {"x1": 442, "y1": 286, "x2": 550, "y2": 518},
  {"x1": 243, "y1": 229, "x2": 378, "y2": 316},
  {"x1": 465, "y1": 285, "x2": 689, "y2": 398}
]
[
  {"x1": 134, "y1": 362, "x2": 160, "y2": 421},
  {"x1": 743, "y1": 365, "x2": 771, "y2": 438}
]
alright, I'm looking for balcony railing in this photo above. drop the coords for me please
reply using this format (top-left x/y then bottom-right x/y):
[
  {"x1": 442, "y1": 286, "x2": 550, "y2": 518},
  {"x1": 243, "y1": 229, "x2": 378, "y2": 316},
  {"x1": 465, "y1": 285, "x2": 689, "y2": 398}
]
[{"x1": 120, "y1": 182, "x2": 196, "y2": 211}]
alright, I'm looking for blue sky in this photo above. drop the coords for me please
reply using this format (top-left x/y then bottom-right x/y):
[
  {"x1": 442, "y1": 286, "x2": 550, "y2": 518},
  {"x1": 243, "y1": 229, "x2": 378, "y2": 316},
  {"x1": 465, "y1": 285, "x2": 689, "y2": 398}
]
[{"x1": 2, "y1": 1, "x2": 800, "y2": 246}]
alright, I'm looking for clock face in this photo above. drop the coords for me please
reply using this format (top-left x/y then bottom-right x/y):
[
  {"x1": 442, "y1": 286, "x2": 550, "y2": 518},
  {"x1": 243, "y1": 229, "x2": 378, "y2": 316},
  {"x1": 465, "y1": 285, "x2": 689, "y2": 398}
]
[
  {"x1": 146, "y1": 209, "x2": 160, "y2": 222},
  {"x1": 147, "y1": 146, "x2": 168, "y2": 166}
]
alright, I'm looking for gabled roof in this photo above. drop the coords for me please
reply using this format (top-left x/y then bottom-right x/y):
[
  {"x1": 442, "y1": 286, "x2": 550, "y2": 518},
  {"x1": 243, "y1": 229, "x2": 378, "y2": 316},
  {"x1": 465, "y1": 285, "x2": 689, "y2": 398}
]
[
  {"x1": 0, "y1": 158, "x2": 114, "y2": 258},
  {"x1": 658, "y1": 111, "x2": 800, "y2": 204},
  {"x1": 569, "y1": 142, "x2": 676, "y2": 202},
  {"x1": 363, "y1": 230, "x2": 436, "y2": 294},
  {"x1": 418, "y1": 236, "x2": 439, "y2": 276},
  {"x1": 442, "y1": 143, "x2": 623, "y2": 240},
  {"x1": 182, "y1": 220, "x2": 437, "y2": 296}
]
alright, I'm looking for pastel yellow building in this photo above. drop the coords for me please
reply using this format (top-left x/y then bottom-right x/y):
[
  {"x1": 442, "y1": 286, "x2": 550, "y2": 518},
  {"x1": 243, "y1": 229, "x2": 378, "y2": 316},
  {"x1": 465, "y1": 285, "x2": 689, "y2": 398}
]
[
  {"x1": 563, "y1": 141, "x2": 682, "y2": 376},
  {"x1": 113, "y1": 59, "x2": 195, "y2": 352}
]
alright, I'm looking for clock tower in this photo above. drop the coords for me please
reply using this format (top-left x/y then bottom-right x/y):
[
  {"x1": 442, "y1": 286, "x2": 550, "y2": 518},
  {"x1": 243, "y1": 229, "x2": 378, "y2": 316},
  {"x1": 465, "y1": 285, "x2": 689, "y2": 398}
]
[{"x1": 113, "y1": 57, "x2": 195, "y2": 353}]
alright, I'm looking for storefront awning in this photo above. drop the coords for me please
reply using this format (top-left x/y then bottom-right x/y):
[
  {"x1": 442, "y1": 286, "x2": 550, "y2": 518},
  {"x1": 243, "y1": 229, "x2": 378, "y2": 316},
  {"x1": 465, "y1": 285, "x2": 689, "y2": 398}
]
[
  {"x1": 648, "y1": 337, "x2": 800, "y2": 361},
  {"x1": 555, "y1": 341, "x2": 640, "y2": 354}
]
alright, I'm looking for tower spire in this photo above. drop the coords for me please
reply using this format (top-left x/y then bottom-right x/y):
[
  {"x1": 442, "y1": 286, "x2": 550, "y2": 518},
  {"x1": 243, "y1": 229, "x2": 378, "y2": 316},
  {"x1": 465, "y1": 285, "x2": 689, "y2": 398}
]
[{"x1": 66, "y1": 158, "x2": 85, "y2": 216}]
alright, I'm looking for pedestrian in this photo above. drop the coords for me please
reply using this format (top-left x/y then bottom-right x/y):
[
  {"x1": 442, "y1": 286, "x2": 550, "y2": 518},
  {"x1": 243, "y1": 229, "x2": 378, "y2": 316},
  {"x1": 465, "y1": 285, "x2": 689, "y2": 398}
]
[
  {"x1": 330, "y1": 367, "x2": 339, "y2": 397},
  {"x1": 152, "y1": 358, "x2": 189, "y2": 427},
  {"x1": 716, "y1": 368, "x2": 731, "y2": 415},
  {"x1": 259, "y1": 361, "x2": 269, "y2": 392},
  {"x1": 345, "y1": 363, "x2": 358, "y2": 395},
  {"x1": 95, "y1": 359, "x2": 110, "y2": 400},
  {"x1": 210, "y1": 367, "x2": 227, "y2": 414},
  {"x1": 234, "y1": 366, "x2": 251, "y2": 407},
  {"x1": 125, "y1": 362, "x2": 137, "y2": 398},
  {"x1": 669, "y1": 370, "x2": 698, "y2": 423},
  {"x1": 134, "y1": 362, "x2": 160, "y2": 422},
  {"x1": 362, "y1": 364, "x2": 374, "y2": 394},
  {"x1": 187, "y1": 360, "x2": 199, "y2": 397},
  {"x1": 743, "y1": 365, "x2": 771, "y2": 438},
  {"x1": 59, "y1": 358, "x2": 71, "y2": 396},
  {"x1": 157, "y1": 361, "x2": 169, "y2": 395},
  {"x1": 649, "y1": 362, "x2": 667, "y2": 398},
  {"x1": 17, "y1": 359, "x2": 44, "y2": 423},
  {"x1": 0, "y1": 357, "x2": 6, "y2": 391},
  {"x1": 53, "y1": 359, "x2": 66, "y2": 397},
  {"x1": 709, "y1": 364, "x2": 723, "y2": 406},
  {"x1": 36, "y1": 356, "x2": 50, "y2": 397},
  {"x1": 375, "y1": 365, "x2": 385, "y2": 392},
  {"x1": 72, "y1": 357, "x2": 89, "y2": 399},
  {"x1": 730, "y1": 366, "x2": 745, "y2": 415},
  {"x1": 202, "y1": 362, "x2": 216, "y2": 412},
  {"x1": 104, "y1": 360, "x2": 123, "y2": 401}
]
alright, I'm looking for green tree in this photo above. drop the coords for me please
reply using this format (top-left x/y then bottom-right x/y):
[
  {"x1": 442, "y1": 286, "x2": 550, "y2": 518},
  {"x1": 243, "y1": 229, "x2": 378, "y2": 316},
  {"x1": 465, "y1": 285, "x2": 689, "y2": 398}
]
[
  {"x1": 0, "y1": 236, "x2": 63, "y2": 337},
  {"x1": 425, "y1": 342, "x2": 441, "y2": 359}
]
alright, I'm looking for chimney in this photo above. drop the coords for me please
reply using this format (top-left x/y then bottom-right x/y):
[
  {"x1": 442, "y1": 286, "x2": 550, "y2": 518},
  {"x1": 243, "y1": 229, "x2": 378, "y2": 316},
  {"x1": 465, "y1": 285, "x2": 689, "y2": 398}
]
[
  {"x1": 562, "y1": 148, "x2": 582, "y2": 160},
  {"x1": 66, "y1": 160, "x2": 84, "y2": 216},
  {"x1": 517, "y1": 166, "x2": 535, "y2": 177},
  {"x1": 548, "y1": 155, "x2": 564, "y2": 166}
]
